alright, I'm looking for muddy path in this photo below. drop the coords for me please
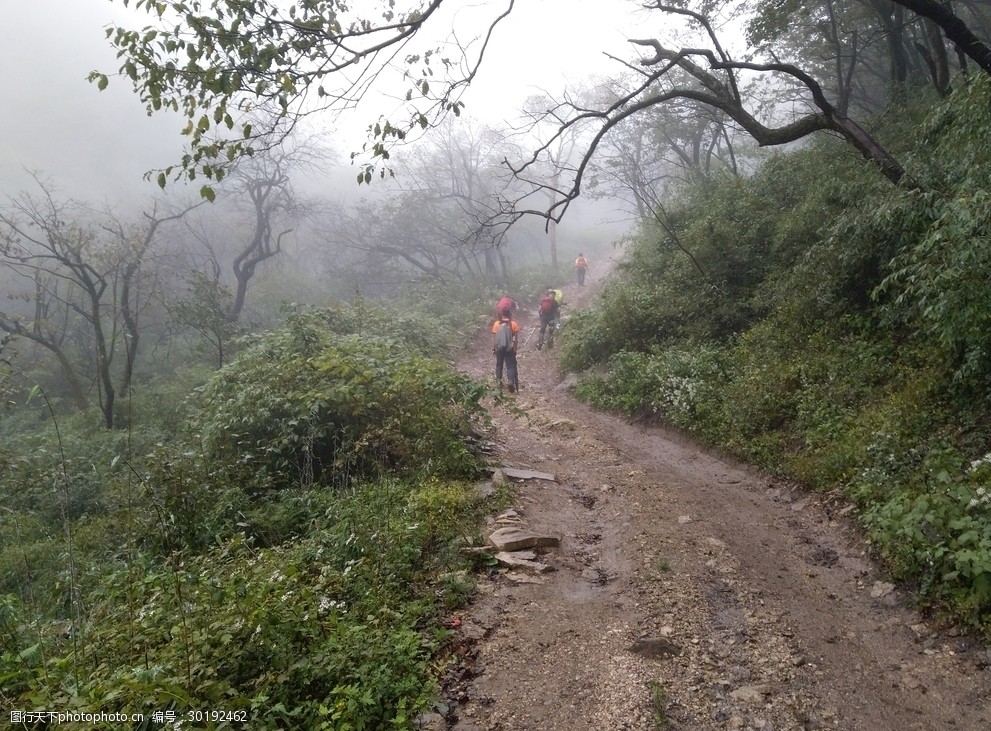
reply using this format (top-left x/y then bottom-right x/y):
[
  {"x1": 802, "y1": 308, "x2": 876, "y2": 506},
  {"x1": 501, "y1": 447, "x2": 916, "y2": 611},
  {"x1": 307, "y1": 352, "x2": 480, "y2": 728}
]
[{"x1": 447, "y1": 276, "x2": 991, "y2": 731}]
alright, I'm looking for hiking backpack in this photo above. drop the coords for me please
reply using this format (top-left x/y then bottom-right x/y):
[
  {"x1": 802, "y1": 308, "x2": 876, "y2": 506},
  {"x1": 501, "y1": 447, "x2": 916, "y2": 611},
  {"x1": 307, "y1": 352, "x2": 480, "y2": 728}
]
[{"x1": 495, "y1": 320, "x2": 514, "y2": 352}]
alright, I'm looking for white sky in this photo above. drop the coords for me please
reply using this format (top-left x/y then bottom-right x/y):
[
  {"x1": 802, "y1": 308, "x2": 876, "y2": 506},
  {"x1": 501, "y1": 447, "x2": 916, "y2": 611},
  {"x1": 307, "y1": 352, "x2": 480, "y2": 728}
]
[
  {"x1": 0, "y1": 0, "x2": 649, "y2": 205},
  {"x1": 441, "y1": 0, "x2": 649, "y2": 120},
  {"x1": 0, "y1": 1, "x2": 184, "y2": 204}
]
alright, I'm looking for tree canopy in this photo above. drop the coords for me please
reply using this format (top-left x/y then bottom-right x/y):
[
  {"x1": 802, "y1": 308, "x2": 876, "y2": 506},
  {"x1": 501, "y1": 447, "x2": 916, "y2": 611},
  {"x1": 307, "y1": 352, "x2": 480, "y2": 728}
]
[
  {"x1": 95, "y1": 0, "x2": 506, "y2": 190},
  {"x1": 98, "y1": 0, "x2": 991, "y2": 205}
]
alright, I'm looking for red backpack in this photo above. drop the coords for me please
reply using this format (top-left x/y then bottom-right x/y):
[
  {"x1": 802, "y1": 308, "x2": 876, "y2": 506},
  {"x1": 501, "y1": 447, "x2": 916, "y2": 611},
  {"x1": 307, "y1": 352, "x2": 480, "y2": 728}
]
[{"x1": 539, "y1": 295, "x2": 556, "y2": 315}]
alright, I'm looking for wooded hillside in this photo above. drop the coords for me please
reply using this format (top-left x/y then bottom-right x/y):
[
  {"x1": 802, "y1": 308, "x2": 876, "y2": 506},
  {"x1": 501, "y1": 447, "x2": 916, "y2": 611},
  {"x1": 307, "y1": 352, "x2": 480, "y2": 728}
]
[{"x1": 1, "y1": 1, "x2": 990, "y2": 728}]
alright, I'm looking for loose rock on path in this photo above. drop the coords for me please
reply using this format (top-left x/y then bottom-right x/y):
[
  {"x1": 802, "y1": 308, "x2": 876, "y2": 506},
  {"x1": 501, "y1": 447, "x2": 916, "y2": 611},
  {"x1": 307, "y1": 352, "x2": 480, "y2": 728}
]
[{"x1": 446, "y1": 276, "x2": 991, "y2": 731}]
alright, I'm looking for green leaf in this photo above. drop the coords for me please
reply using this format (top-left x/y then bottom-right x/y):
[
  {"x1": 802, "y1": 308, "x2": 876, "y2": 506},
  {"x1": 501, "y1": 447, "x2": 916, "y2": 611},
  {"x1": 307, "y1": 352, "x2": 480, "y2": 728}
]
[{"x1": 200, "y1": 185, "x2": 216, "y2": 202}]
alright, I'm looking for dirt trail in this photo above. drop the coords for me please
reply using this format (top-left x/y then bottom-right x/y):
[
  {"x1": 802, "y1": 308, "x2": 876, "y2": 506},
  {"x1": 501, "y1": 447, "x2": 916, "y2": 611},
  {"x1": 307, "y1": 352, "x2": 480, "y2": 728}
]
[{"x1": 448, "y1": 275, "x2": 991, "y2": 731}]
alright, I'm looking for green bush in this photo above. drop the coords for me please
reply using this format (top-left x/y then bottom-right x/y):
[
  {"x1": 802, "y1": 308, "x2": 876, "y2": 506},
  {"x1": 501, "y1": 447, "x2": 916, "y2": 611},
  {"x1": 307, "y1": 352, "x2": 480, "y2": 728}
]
[
  {"x1": 574, "y1": 344, "x2": 727, "y2": 433},
  {"x1": 194, "y1": 308, "x2": 487, "y2": 491},
  {"x1": 860, "y1": 449, "x2": 991, "y2": 621}
]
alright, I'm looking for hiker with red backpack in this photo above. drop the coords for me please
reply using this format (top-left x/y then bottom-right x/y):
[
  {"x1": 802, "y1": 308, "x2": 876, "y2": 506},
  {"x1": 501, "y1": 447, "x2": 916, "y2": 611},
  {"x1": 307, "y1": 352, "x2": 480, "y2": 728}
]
[
  {"x1": 491, "y1": 307, "x2": 520, "y2": 393},
  {"x1": 537, "y1": 289, "x2": 561, "y2": 350},
  {"x1": 495, "y1": 294, "x2": 518, "y2": 318}
]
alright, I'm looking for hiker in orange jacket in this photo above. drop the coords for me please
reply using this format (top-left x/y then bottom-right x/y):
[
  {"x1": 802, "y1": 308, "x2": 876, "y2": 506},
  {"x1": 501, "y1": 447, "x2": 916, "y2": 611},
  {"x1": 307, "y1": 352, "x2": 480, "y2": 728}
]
[
  {"x1": 575, "y1": 253, "x2": 588, "y2": 286},
  {"x1": 491, "y1": 307, "x2": 520, "y2": 393}
]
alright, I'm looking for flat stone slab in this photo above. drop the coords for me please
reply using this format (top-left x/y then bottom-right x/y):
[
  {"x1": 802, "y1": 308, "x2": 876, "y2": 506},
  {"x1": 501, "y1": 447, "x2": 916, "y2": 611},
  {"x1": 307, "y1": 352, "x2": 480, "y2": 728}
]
[
  {"x1": 487, "y1": 526, "x2": 561, "y2": 551},
  {"x1": 501, "y1": 549, "x2": 537, "y2": 560},
  {"x1": 493, "y1": 509, "x2": 523, "y2": 525},
  {"x1": 503, "y1": 571, "x2": 546, "y2": 584},
  {"x1": 500, "y1": 467, "x2": 558, "y2": 482},
  {"x1": 493, "y1": 551, "x2": 552, "y2": 573},
  {"x1": 459, "y1": 620, "x2": 487, "y2": 642},
  {"x1": 871, "y1": 581, "x2": 896, "y2": 598}
]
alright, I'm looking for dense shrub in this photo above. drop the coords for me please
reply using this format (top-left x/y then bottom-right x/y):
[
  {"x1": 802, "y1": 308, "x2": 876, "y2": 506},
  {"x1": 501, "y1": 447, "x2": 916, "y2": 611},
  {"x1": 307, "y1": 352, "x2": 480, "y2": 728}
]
[
  {"x1": 192, "y1": 308, "x2": 487, "y2": 491},
  {"x1": 859, "y1": 449, "x2": 991, "y2": 621},
  {"x1": 876, "y1": 78, "x2": 991, "y2": 389},
  {"x1": 574, "y1": 344, "x2": 727, "y2": 432}
]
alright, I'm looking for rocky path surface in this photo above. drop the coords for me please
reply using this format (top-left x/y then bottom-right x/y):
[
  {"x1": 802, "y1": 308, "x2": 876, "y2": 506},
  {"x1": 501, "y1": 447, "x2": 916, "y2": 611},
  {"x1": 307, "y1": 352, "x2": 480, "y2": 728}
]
[{"x1": 445, "y1": 278, "x2": 991, "y2": 731}]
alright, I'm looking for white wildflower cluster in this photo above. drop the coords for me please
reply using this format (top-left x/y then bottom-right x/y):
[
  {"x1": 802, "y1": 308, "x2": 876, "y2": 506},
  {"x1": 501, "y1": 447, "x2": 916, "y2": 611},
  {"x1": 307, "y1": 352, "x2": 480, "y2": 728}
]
[
  {"x1": 318, "y1": 596, "x2": 345, "y2": 614},
  {"x1": 967, "y1": 486, "x2": 990, "y2": 510},
  {"x1": 968, "y1": 452, "x2": 991, "y2": 472},
  {"x1": 965, "y1": 453, "x2": 991, "y2": 509},
  {"x1": 658, "y1": 375, "x2": 700, "y2": 418}
]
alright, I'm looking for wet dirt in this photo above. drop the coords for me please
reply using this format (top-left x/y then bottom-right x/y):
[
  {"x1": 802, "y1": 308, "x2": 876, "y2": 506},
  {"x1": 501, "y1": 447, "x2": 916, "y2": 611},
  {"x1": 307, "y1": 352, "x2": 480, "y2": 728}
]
[{"x1": 446, "y1": 273, "x2": 991, "y2": 731}]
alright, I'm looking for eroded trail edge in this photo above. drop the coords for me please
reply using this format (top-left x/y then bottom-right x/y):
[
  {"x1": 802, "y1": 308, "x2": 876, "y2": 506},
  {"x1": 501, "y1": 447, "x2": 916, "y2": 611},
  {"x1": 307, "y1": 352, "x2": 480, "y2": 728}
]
[{"x1": 450, "y1": 283, "x2": 991, "y2": 731}]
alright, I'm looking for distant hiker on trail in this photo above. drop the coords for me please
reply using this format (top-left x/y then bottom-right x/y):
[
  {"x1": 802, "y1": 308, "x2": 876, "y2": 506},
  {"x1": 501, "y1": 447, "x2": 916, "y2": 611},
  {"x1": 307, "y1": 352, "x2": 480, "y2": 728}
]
[
  {"x1": 575, "y1": 253, "x2": 588, "y2": 286},
  {"x1": 495, "y1": 295, "x2": 518, "y2": 317},
  {"x1": 491, "y1": 307, "x2": 520, "y2": 393},
  {"x1": 537, "y1": 289, "x2": 560, "y2": 350}
]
